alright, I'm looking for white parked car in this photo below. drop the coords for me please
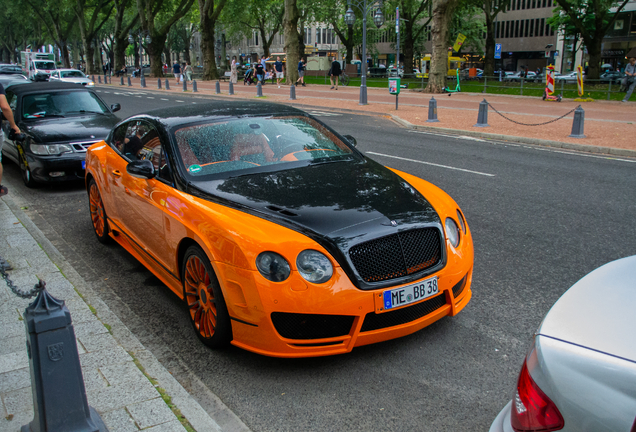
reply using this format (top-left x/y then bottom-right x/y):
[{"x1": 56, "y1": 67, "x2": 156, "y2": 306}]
[
  {"x1": 49, "y1": 69, "x2": 95, "y2": 86},
  {"x1": 490, "y1": 256, "x2": 636, "y2": 432}
]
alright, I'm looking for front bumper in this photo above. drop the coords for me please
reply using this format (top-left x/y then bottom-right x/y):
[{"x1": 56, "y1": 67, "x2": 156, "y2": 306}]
[
  {"x1": 26, "y1": 152, "x2": 86, "y2": 183},
  {"x1": 219, "y1": 254, "x2": 473, "y2": 358}
]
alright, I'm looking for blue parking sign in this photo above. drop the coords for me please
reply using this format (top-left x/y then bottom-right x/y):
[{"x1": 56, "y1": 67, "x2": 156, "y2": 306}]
[{"x1": 494, "y1": 44, "x2": 502, "y2": 59}]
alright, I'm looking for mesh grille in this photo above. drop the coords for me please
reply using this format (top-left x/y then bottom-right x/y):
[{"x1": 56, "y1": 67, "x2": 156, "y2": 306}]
[
  {"x1": 271, "y1": 312, "x2": 354, "y2": 340},
  {"x1": 360, "y1": 292, "x2": 447, "y2": 332},
  {"x1": 452, "y1": 274, "x2": 468, "y2": 299},
  {"x1": 349, "y1": 228, "x2": 442, "y2": 283}
]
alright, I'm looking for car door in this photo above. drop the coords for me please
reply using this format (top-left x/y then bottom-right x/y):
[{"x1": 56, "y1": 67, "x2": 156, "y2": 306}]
[
  {"x1": 108, "y1": 120, "x2": 173, "y2": 271},
  {"x1": 1, "y1": 90, "x2": 20, "y2": 163}
]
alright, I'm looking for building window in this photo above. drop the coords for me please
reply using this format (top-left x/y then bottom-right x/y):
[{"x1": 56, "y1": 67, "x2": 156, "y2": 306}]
[
  {"x1": 254, "y1": 31, "x2": 259, "y2": 46},
  {"x1": 536, "y1": 18, "x2": 540, "y2": 36},
  {"x1": 514, "y1": 20, "x2": 519, "y2": 37},
  {"x1": 322, "y1": 28, "x2": 327, "y2": 45},
  {"x1": 316, "y1": 28, "x2": 321, "y2": 44},
  {"x1": 540, "y1": 18, "x2": 545, "y2": 36},
  {"x1": 519, "y1": 20, "x2": 524, "y2": 38},
  {"x1": 505, "y1": 21, "x2": 510, "y2": 38},
  {"x1": 550, "y1": 26, "x2": 555, "y2": 36},
  {"x1": 529, "y1": 19, "x2": 534, "y2": 37},
  {"x1": 525, "y1": 19, "x2": 530, "y2": 37}
]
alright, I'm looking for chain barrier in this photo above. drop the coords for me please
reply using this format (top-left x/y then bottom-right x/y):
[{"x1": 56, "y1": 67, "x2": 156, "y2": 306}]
[
  {"x1": 0, "y1": 256, "x2": 46, "y2": 299},
  {"x1": 487, "y1": 103, "x2": 577, "y2": 127}
]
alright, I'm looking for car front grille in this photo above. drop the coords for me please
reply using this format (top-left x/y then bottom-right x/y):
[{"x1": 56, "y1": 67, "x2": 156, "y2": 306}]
[
  {"x1": 271, "y1": 312, "x2": 355, "y2": 340},
  {"x1": 360, "y1": 292, "x2": 447, "y2": 332},
  {"x1": 348, "y1": 228, "x2": 442, "y2": 283},
  {"x1": 452, "y1": 274, "x2": 468, "y2": 299}
]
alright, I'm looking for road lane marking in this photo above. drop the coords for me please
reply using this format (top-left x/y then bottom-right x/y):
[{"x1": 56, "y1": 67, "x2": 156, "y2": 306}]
[
  {"x1": 176, "y1": 100, "x2": 184, "y2": 103},
  {"x1": 367, "y1": 152, "x2": 496, "y2": 177},
  {"x1": 161, "y1": 98, "x2": 169, "y2": 101},
  {"x1": 147, "y1": 97, "x2": 154, "y2": 99}
]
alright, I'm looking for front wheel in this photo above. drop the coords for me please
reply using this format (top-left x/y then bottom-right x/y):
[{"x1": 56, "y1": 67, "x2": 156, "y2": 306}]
[
  {"x1": 182, "y1": 246, "x2": 232, "y2": 348},
  {"x1": 88, "y1": 179, "x2": 112, "y2": 244},
  {"x1": 20, "y1": 161, "x2": 37, "y2": 188},
  {"x1": 341, "y1": 74, "x2": 349, "y2": 86}
]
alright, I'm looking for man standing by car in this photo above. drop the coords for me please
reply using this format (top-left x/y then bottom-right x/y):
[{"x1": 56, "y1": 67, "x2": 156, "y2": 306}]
[
  {"x1": 0, "y1": 83, "x2": 21, "y2": 197},
  {"x1": 172, "y1": 61, "x2": 182, "y2": 86},
  {"x1": 329, "y1": 59, "x2": 342, "y2": 90},
  {"x1": 273, "y1": 56, "x2": 284, "y2": 88},
  {"x1": 621, "y1": 57, "x2": 635, "y2": 102}
]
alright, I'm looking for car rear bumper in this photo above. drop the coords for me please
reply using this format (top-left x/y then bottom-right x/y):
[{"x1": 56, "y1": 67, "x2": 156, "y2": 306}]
[{"x1": 489, "y1": 401, "x2": 513, "y2": 432}]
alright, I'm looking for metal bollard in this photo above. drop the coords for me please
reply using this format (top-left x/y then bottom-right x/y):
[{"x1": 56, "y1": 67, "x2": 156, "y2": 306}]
[
  {"x1": 91, "y1": 75, "x2": 95, "y2": 83},
  {"x1": 427, "y1": 97, "x2": 439, "y2": 122},
  {"x1": 104, "y1": 74, "x2": 107, "y2": 84},
  {"x1": 229, "y1": 81, "x2": 234, "y2": 95},
  {"x1": 127, "y1": 76, "x2": 132, "y2": 87},
  {"x1": 120, "y1": 76, "x2": 124, "y2": 86},
  {"x1": 158, "y1": 78, "x2": 161, "y2": 89},
  {"x1": 474, "y1": 99, "x2": 490, "y2": 127},
  {"x1": 193, "y1": 80, "x2": 198, "y2": 92},
  {"x1": 290, "y1": 85, "x2": 296, "y2": 100},
  {"x1": 98, "y1": 76, "x2": 101, "y2": 84},
  {"x1": 215, "y1": 81, "x2": 221, "y2": 94},
  {"x1": 22, "y1": 287, "x2": 107, "y2": 432},
  {"x1": 140, "y1": 76, "x2": 146, "y2": 88},
  {"x1": 568, "y1": 105, "x2": 586, "y2": 138},
  {"x1": 183, "y1": 80, "x2": 187, "y2": 92},
  {"x1": 165, "y1": 79, "x2": 170, "y2": 90},
  {"x1": 256, "y1": 82, "x2": 263, "y2": 97}
]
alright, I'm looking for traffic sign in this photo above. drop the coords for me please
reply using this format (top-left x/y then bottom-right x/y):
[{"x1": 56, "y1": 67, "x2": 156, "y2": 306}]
[{"x1": 494, "y1": 44, "x2": 502, "y2": 59}]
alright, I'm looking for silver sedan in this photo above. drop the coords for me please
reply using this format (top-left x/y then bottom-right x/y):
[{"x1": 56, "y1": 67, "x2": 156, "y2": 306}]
[
  {"x1": 48, "y1": 69, "x2": 95, "y2": 87},
  {"x1": 490, "y1": 255, "x2": 636, "y2": 432}
]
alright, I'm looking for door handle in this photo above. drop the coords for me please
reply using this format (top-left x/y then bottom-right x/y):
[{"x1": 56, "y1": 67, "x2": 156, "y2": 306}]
[{"x1": 112, "y1": 170, "x2": 122, "y2": 177}]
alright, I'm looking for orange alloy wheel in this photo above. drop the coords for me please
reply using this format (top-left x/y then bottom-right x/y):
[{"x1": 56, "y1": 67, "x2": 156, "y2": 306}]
[
  {"x1": 88, "y1": 181, "x2": 111, "y2": 244},
  {"x1": 182, "y1": 247, "x2": 232, "y2": 348}
]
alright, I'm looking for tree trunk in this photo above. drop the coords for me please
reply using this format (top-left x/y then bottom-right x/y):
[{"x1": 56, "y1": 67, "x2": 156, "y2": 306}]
[
  {"x1": 85, "y1": 42, "x2": 96, "y2": 73},
  {"x1": 260, "y1": 27, "x2": 271, "y2": 58},
  {"x1": 483, "y1": 13, "x2": 495, "y2": 77},
  {"x1": 114, "y1": 38, "x2": 127, "y2": 71},
  {"x1": 585, "y1": 36, "x2": 602, "y2": 80},
  {"x1": 283, "y1": 0, "x2": 300, "y2": 85},
  {"x1": 200, "y1": 16, "x2": 219, "y2": 80},
  {"x1": 403, "y1": 22, "x2": 415, "y2": 72},
  {"x1": 425, "y1": 0, "x2": 458, "y2": 93},
  {"x1": 148, "y1": 34, "x2": 167, "y2": 77}
]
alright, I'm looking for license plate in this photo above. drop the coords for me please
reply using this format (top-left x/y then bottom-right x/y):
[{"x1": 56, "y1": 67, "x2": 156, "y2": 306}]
[
  {"x1": 81, "y1": 161, "x2": 86, "y2": 170},
  {"x1": 383, "y1": 276, "x2": 438, "y2": 310}
]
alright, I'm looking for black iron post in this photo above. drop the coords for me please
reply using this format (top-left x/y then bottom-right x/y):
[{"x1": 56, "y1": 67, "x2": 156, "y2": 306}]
[
  {"x1": 215, "y1": 81, "x2": 221, "y2": 94},
  {"x1": 568, "y1": 105, "x2": 586, "y2": 138}
]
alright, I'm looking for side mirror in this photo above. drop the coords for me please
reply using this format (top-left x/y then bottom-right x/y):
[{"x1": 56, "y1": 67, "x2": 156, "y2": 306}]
[
  {"x1": 343, "y1": 134, "x2": 357, "y2": 147},
  {"x1": 110, "y1": 103, "x2": 121, "y2": 113},
  {"x1": 126, "y1": 159, "x2": 155, "y2": 179}
]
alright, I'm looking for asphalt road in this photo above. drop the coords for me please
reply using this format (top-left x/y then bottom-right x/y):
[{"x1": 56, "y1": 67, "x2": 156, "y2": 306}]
[{"x1": 3, "y1": 88, "x2": 636, "y2": 432}]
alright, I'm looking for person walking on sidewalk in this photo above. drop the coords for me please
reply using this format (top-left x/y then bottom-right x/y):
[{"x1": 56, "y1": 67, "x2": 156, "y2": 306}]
[
  {"x1": 172, "y1": 61, "x2": 182, "y2": 86},
  {"x1": 0, "y1": 83, "x2": 21, "y2": 197},
  {"x1": 296, "y1": 59, "x2": 306, "y2": 86},
  {"x1": 230, "y1": 58, "x2": 238, "y2": 84},
  {"x1": 621, "y1": 57, "x2": 636, "y2": 102},
  {"x1": 329, "y1": 59, "x2": 342, "y2": 90},
  {"x1": 274, "y1": 56, "x2": 284, "y2": 88},
  {"x1": 184, "y1": 62, "x2": 192, "y2": 82}
]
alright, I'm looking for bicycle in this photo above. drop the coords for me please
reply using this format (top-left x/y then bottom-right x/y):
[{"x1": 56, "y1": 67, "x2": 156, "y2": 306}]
[{"x1": 340, "y1": 72, "x2": 349, "y2": 87}]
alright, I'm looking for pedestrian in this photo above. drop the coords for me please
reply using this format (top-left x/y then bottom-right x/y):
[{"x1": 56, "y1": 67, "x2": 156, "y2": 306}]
[
  {"x1": 230, "y1": 57, "x2": 238, "y2": 84},
  {"x1": 296, "y1": 58, "x2": 306, "y2": 86},
  {"x1": 273, "y1": 56, "x2": 284, "y2": 88},
  {"x1": 255, "y1": 61, "x2": 265, "y2": 84},
  {"x1": 329, "y1": 59, "x2": 342, "y2": 90},
  {"x1": 172, "y1": 61, "x2": 181, "y2": 85},
  {"x1": 260, "y1": 55, "x2": 270, "y2": 71},
  {"x1": 621, "y1": 57, "x2": 636, "y2": 102},
  {"x1": 0, "y1": 83, "x2": 21, "y2": 197}
]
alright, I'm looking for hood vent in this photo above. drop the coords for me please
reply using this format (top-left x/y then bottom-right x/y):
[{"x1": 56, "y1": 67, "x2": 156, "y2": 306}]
[{"x1": 265, "y1": 205, "x2": 299, "y2": 217}]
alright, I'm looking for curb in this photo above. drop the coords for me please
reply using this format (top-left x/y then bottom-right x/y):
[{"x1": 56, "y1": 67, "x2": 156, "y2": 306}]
[
  {"x1": 1, "y1": 192, "x2": 251, "y2": 432},
  {"x1": 97, "y1": 84, "x2": 636, "y2": 159}
]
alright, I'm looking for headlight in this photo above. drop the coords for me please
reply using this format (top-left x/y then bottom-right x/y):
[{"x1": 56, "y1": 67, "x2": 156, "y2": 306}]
[
  {"x1": 30, "y1": 144, "x2": 73, "y2": 155},
  {"x1": 456, "y1": 209, "x2": 466, "y2": 234},
  {"x1": 296, "y1": 250, "x2": 333, "y2": 284},
  {"x1": 445, "y1": 218, "x2": 460, "y2": 248},
  {"x1": 256, "y1": 252, "x2": 290, "y2": 282},
  {"x1": 86, "y1": 81, "x2": 95, "y2": 86}
]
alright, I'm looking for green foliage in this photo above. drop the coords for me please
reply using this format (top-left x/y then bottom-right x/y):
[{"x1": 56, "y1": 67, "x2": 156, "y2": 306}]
[{"x1": 451, "y1": 2, "x2": 486, "y2": 53}]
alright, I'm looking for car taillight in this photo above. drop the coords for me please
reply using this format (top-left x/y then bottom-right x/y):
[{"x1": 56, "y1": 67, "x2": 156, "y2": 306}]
[{"x1": 510, "y1": 359, "x2": 564, "y2": 432}]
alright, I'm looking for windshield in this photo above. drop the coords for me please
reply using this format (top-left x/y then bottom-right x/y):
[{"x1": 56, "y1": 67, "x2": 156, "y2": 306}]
[
  {"x1": 22, "y1": 91, "x2": 109, "y2": 119},
  {"x1": 60, "y1": 70, "x2": 86, "y2": 78},
  {"x1": 34, "y1": 61, "x2": 56, "y2": 70},
  {"x1": 174, "y1": 116, "x2": 355, "y2": 178}
]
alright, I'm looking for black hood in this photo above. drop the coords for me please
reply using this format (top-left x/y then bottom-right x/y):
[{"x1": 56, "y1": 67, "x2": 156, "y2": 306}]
[
  {"x1": 190, "y1": 157, "x2": 443, "y2": 288},
  {"x1": 22, "y1": 114, "x2": 118, "y2": 143}
]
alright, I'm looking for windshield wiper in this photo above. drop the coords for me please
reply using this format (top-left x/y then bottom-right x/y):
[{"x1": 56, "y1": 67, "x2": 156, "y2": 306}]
[{"x1": 65, "y1": 110, "x2": 106, "y2": 116}]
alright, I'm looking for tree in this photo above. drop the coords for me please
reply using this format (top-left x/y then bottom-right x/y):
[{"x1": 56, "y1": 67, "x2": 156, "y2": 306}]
[
  {"x1": 392, "y1": 0, "x2": 433, "y2": 72},
  {"x1": 138, "y1": 0, "x2": 197, "y2": 77},
  {"x1": 551, "y1": 0, "x2": 630, "y2": 79},
  {"x1": 196, "y1": 0, "x2": 228, "y2": 79},
  {"x1": 76, "y1": 0, "x2": 115, "y2": 74},
  {"x1": 112, "y1": 0, "x2": 139, "y2": 71},
  {"x1": 24, "y1": 0, "x2": 77, "y2": 67},
  {"x1": 470, "y1": 0, "x2": 510, "y2": 76},
  {"x1": 222, "y1": 0, "x2": 284, "y2": 58},
  {"x1": 425, "y1": 0, "x2": 459, "y2": 92},
  {"x1": 283, "y1": 0, "x2": 300, "y2": 84}
]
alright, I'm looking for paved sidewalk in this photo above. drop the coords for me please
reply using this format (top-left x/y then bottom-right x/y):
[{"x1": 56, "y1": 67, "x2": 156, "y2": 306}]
[
  {"x1": 0, "y1": 195, "x2": 223, "y2": 432},
  {"x1": 104, "y1": 77, "x2": 636, "y2": 157}
]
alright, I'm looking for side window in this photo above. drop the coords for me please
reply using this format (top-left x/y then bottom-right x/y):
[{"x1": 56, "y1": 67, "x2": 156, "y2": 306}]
[
  {"x1": 156, "y1": 148, "x2": 173, "y2": 183},
  {"x1": 6, "y1": 92, "x2": 16, "y2": 111},
  {"x1": 110, "y1": 122, "x2": 129, "y2": 153}
]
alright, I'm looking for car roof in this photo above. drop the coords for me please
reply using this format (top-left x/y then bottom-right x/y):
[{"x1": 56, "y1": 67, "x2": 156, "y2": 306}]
[
  {"x1": 56, "y1": 68, "x2": 83, "y2": 72},
  {"x1": 135, "y1": 101, "x2": 308, "y2": 128},
  {"x1": 6, "y1": 82, "x2": 92, "y2": 95}
]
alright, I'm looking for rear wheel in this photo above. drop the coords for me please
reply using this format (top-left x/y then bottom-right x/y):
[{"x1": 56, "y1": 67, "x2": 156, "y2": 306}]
[
  {"x1": 88, "y1": 179, "x2": 111, "y2": 244},
  {"x1": 182, "y1": 246, "x2": 232, "y2": 348}
]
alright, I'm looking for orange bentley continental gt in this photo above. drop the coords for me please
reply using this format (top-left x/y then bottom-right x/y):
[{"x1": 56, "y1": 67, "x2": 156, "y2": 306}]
[{"x1": 86, "y1": 101, "x2": 473, "y2": 358}]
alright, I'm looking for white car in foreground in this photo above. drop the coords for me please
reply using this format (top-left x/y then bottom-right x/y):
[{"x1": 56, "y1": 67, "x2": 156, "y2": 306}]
[
  {"x1": 490, "y1": 256, "x2": 636, "y2": 432},
  {"x1": 49, "y1": 69, "x2": 95, "y2": 86}
]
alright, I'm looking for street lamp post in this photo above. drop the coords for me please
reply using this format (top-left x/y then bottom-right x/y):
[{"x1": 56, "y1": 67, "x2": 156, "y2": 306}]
[
  {"x1": 345, "y1": 0, "x2": 384, "y2": 105},
  {"x1": 128, "y1": 30, "x2": 152, "y2": 87}
]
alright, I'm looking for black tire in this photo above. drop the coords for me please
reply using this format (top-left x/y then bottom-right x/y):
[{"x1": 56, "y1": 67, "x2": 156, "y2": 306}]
[
  {"x1": 182, "y1": 246, "x2": 232, "y2": 348},
  {"x1": 88, "y1": 179, "x2": 112, "y2": 244},
  {"x1": 20, "y1": 160, "x2": 37, "y2": 188}
]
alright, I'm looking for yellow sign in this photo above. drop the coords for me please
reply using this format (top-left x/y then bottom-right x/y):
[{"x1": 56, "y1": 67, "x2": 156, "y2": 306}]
[
  {"x1": 304, "y1": 45, "x2": 315, "y2": 54},
  {"x1": 453, "y1": 33, "x2": 467, "y2": 52}
]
